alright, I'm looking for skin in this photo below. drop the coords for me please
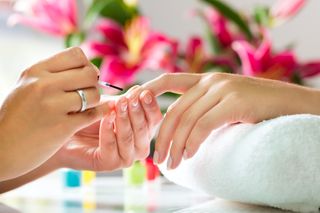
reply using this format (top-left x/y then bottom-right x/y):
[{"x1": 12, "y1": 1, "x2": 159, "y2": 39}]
[
  {"x1": 0, "y1": 87, "x2": 162, "y2": 193},
  {"x1": 0, "y1": 48, "x2": 163, "y2": 192},
  {"x1": 0, "y1": 47, "x2": 107, "y2": 181},
  {"x1": 143, "y1": 72, "x2": 320, "y2": 170}
]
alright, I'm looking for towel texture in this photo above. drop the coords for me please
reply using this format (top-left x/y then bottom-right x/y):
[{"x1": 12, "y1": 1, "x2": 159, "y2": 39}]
[
  {"x1": 160, "y1": 114, "x2": 320, "y2": 212},
  {"x1": 175, "y1": 199, "x2": 289, "y2": 213}
]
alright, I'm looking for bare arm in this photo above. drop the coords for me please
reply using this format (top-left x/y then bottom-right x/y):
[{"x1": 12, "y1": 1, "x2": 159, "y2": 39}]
[{"x1": 0, "y1": 156, "x2": 60, "y2": 194}]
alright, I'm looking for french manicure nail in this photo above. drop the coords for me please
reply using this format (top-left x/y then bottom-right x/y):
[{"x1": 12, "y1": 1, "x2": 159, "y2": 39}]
[
  {"x1": 131, "y1": 97, "x2": 139, "y2": 108},
  {"x1": 153, "y1": 151, "x2": 159, "y2": 164},
  {"x1": 167, "y1": 157, "x2": 173, "y2": 170},
  {"x1": 143, "y1": 93, "x2": 152, "y2": 105}
]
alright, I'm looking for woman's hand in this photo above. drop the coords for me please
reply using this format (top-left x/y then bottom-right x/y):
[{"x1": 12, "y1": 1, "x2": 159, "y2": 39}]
[
  {"x1": 54, "y1": 86, "x2": 163, "y2": 171},
  {"x1": 0, "y1": 47, "x2": 110, "y2": 181},
  {"x1": 143, "y1": 73, "x2": 320, "y2": 169}
]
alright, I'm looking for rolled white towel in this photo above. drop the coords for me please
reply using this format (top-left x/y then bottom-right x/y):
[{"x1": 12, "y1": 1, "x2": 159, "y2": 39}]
[{"x1": 160, "y1": 114, "x2": 320, "y2": 212}]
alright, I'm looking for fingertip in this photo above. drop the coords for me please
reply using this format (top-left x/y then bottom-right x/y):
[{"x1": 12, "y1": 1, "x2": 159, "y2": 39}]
[{"x1": 140, "y1": 90, "x2": 153, "y2": 105}]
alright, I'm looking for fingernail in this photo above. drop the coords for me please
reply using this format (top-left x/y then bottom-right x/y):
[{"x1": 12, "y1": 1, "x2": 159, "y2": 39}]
[
  {"x1": 143, "y1": 93, "x2": 152, "y2": 105},
  {"x1": 131, "y1": 97, "x2": 139, "y2": 108},
  {"x1": 167, "y1": 156, "x2": 173, "y2": 170},
  {"x1": 183, "y1": 149, "x2": 189, "y2": 160},
  {"x1": 120, "y1": 99, "x2": 128, "y2": 112},
  {"x1": 153, "y1": 151, "x2": 159, "y2": 164}
]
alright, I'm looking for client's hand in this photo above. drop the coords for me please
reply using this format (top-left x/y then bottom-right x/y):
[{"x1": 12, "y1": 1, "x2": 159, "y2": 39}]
[
  {"x1": 143, "y1": 72, "x2": 320, "y2": 169},
  {"x1": 54, "y1": 86, "x2": 163, "y2": 171}
]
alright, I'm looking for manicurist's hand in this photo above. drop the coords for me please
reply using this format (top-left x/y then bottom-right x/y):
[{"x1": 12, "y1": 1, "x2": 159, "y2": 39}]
[
  {"x1": 143, "y1": 73, "x2": 320, "y2": 169},
  {"x1": 0, "y1": 47, "x2": 111, "y2": 181},
  {"x1": 53, "y1": 86, "x2": 163, "y2": 171}
]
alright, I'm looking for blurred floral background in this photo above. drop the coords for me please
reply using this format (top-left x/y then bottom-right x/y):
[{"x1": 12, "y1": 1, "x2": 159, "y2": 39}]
[{"x1": 1, "y1": 0, "x2": 320, "y2": 99}]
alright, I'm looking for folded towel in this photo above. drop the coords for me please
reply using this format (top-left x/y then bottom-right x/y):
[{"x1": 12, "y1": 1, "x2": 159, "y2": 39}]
[
  {"x1": 160, "y1": 114, "x2": 320, "y2": 213},
  {"x1": 175, "y1": 199, "x2": 289, "y2": 213}
]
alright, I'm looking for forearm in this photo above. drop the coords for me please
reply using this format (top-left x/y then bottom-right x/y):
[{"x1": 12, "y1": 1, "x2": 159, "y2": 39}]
[{"x1": 0, "y1": 155, "x2": 61, "y2": 194}]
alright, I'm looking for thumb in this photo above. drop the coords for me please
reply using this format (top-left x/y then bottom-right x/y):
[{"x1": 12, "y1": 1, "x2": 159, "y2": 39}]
[{"x1": 142, "y1": 73, "x2": 203, "y2": 97}]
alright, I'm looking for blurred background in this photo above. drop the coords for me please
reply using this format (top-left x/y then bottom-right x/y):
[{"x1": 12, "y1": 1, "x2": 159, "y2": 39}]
[{"x1": 1, "y1": 0, "x2": 320, "y2": 103}]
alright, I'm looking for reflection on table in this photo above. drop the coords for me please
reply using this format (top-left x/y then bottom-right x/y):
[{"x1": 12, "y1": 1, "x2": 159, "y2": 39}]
[{"x1": 0, "y1": 171, "x2": 211, "y2": 213}]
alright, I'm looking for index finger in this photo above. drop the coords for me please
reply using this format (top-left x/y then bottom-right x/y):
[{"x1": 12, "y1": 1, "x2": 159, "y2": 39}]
[
  {"x1": 142, "y1": 73, "x2": 204, "y2": 97},
  {"x1": 36, "y1": 47, "x2": 89, "y2": 72}
]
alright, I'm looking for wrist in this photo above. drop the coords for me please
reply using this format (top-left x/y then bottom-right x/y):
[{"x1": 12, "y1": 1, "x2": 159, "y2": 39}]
[{"x1": 303, "y1": 88, "x2": 320, "y2": 115}]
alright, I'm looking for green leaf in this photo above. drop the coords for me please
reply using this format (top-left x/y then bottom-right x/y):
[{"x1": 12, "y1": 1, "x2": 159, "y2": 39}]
[
  {"x1": 291, "y1": 71, "x2": 303, "y2": 85},
  {"x1": 90, "y1": 57, "x2": 103, "y2": 68},
  {"x1": 84, "y1": 0, "x2": 113, "y2": 28},
  {"x1": 253, "y1": 6, "x2": 270, "y2": 27},
  {"x1": 86, "y1": 0, "x2": 139, "y2": 26},
  {"x1": 200, "y1": 0, "x2": 253, "y2": 40},
  {"x1": 65, "y1": 32, "x2": 85, "y2": 48}
]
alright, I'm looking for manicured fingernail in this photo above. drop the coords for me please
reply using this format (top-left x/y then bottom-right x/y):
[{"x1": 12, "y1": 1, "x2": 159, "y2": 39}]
[
  {"x1": 120, "y1": 99, "x2": 128, "y2": 112},
  {"x1": 183, "y1": 149, "x2": 189, "y2": 160},
  {"x1": 153, "y1": 151, "x2": 159, "y2": 164},
  {"x1": 143, "y1": 93, "x2": 152, "y2": 105},
  {"x1": 131, "y1": 97, "x2": 139, "y2": 108},
  {"x1": 167, "y1": 156, "x2": 173, "y2": 170}
]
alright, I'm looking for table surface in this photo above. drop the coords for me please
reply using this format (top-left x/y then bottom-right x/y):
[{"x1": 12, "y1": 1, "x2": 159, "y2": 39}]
[
  {"x1": 0, "y1": 171, "x2": 212, "y2": 213},
  {"x1": 0, "y1": 171, "x2": 290, "y2": 213}
]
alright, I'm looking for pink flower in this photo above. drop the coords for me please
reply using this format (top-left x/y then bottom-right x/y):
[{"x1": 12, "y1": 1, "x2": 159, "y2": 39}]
[
  {"x1": 298, "y1": 62, "x2": 320, "y2": 78},
  {"x1": 232, "y1": 32, "x2": 297, "y2": 81},
  {"x1": 84, "y1": 17, "x2": 178, "y2": 88},
  {"x1": 185, "y1": 36, "x2": 207, "y2": 72},
  {"x1": 203, "y1": 8, "x2": 235, "y2": 49},
  {"x1": 271, "y1": 0, "x2": 306, "y2": 24},
  {"x1": 8, "y1": 0, "x2": 78, "y2": 36}
]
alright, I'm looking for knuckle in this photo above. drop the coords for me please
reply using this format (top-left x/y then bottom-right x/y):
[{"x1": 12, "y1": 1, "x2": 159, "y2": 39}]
[
  {"x1": 21, "y1": 65, "x2": 39, "y2": 78},
  {"x1": 159, "y1": 73, "x2": 173, "y2": 83},
  {"x1": 208, "y1": 72, "x2": 227, "y2": 82},
  {"x1": 29, "y1": 78, "x2": 51, "y2": 93},
  {"x1": 70, "y1": 47, "x2": 87, "y2": 65},
  {"x1": 219, "y1": 79, "x2": 236, "y2": 91}
]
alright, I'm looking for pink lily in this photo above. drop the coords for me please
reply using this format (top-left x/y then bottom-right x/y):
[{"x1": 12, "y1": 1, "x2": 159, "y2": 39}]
[
  {"x1": 271, "y1": 0, "x2": 306, "y2": 25},
  {"x1": 203, "y1": 8, "x2": 235, "y2": 49},
  {"x1": 232, "y1": 31, "x2": 297, "y2": 81},
  {"x1": 84, "y1": 17, "x2": 178, "y2": 88},
  {"x1": 8, "y1": 0, "x2": 78, "y2": 37},
  {"x1": 298, "y1": 62, "x2": 320, "y2": 78},
  {"x1": 185, "y1": 36, "x2": 207, "y2": 72}
]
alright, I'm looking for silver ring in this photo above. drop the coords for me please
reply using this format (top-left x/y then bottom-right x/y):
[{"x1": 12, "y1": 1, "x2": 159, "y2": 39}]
[{"x1": 76, "y1": 90, "x2": 87, "y2": 112}]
